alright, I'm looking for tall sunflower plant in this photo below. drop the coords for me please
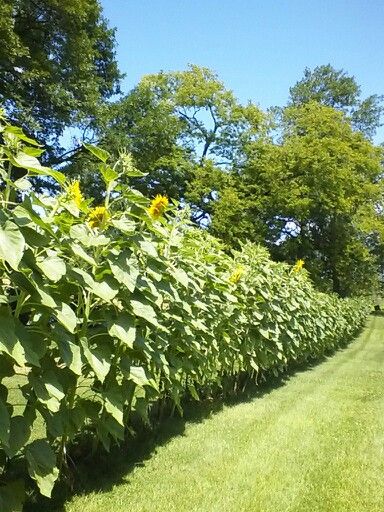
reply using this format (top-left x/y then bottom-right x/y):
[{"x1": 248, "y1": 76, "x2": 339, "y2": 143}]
[{"x1": 0, "y1": 116, "x2": 372, "y2": 510}]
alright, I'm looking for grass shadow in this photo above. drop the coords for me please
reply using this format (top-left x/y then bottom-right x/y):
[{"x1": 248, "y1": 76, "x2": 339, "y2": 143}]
[{"x1": 371, "y1": 309, "x2": 384, "y2": 316}]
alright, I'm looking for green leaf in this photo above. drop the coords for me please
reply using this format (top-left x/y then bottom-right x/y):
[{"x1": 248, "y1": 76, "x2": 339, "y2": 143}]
[
  {"x1": 250, "y1": 360, "x2": 259, "y2": 372},
  {"x1": 14, "y1": 177, "x2": 32, "y2": 190},
  {"x1": 19, "y1": 226, "x2": 50, "y2": 247},
  {"x1": 21, "y1": 146, "x2": 44, "y2": 157},
  {"x1": 30, "y1": 372, "x2": 65, "y2": 413},
  {"x1": 124, "y1": 168, "x2": 147, "y2": 177},
  {"x1": 0, "y1": 398, "x2": 10, "y2": 446},
  {"x1": 5, "y1": 125, "x2": 40, "y2": 146},
  {"x1": 100, "y1": 164, "x2": 118, "y2": 185},
  {"x1": 131, "y1": 300, "x2": 160, "y2": 328},
  {"x1": 139, "y1": 240, "x2": 158, "y2": 258},
  {"x1": 0, "y1": 480, "x2": 25, "y2": 512},
  {"x1": 70, "y1": 224, "x2": 109, "y2": 247},
  {"x1": 13, "y1": 201, "x2": 53, "y2": 233},
  {"x1": 253, "y1": 309, "x2": 264, "y2": 321},
  {"x1": 80, "y1": 338, "x2": 111, "y2": 383},
  {"x1": 25, "y1": 439, "x2": 59, "y2": 497},
  {"x1": 111, "y1": 218, "x2": 136, "y2": 234},
  {"x1": 108, "y1": 312, "x2": 136, "y2": 348},
  {"x1": 108, "y1": 252, "x2": 139, "y2": 293},
  {"x1": 55, "y1": 302, "x2": 77, "y2": 334},
  {"x1": 172, "y1": 267, "x2": 189, "y2": 288},
  {"x1": 37, "y1": 254, "x2": 66, "y2": 282},
  {"x1": 8, "y1": 151, "x2": 65, "y2": 184},
  {"x1": 84, "y1": 143, "x2": 110, "y2": 163},
  {"x1": 0, "y1": 220, "x2": 25, "y2": 270},
  {"x1": 0, "y1": 356, "x2": 15, "y2": 379},
  {"x1": 70, "y1": 243, "x2": 97, "y2": 266},
  {"x1": 72, "y1": 268, "x2": 119, "y2": 301},
  {"x1": 129, "y1": 366, "x2": 150, "y2": 387},
  {"x1": 103, "y1": 385, "x2": 124, "y2": 426},
  {"x1": 188, "y1": 383, "x2": 199, "y2": 401},
  {"x1": 0, "y1": 309, "x2": 27, "y2": 367},
  {"x1": 5, "y1": 416, "x2": 31, "y2": 458},
  {"x1": 9, "y1": 272, "x2": 36, "y2": 295},
  {"x1": 93, "y1": 277, "x2": 119, "y2": 302},
  {"x1": 55, "y1": 334, "x2": 83, "y2": 376}
]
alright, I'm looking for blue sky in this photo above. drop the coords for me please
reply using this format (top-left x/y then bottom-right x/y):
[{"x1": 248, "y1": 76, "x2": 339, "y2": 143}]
[{"x1": 101, "y1": 0, "x2": 384, "y2": 140}]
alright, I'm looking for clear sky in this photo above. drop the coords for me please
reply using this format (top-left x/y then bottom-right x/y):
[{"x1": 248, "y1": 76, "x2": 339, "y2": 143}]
[{"x1": 101, "y1": 0, "x2": 384, "y2": 141}]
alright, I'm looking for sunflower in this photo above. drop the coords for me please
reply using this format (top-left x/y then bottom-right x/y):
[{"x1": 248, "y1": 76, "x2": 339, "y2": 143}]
[
  {"x1": 88, "y1": 206, "x2": 109, "y2": 228},
  {"x1": 229, "y1": 265, "x2": 245, "y2": 284},
  {"x1": 293, "y1": 259, "x2": 305, "y2": 272},
  {"x1": 67, "y1": 180, "x2": 84, "y2": 208},
  {"x1": 148, "y1": 195, "x2": 169, "y2": 219}
]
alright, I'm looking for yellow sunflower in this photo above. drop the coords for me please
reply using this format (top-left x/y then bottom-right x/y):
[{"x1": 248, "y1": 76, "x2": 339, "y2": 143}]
[
  {"x1": 293, "y1": 259, "x2": 305, "y2": 272},
  {"x1": 67, "y1": 180, "x2": 84, "y2": 208},
  {"x1": 229, "y1": 265, "x2": 245, "y2": 284},
  {"x1": 88, "y1": 206, "x2": 109, "y2": 228},
  {"x1": 148, "y1": 195, "x2": 169, "y2": 219}
]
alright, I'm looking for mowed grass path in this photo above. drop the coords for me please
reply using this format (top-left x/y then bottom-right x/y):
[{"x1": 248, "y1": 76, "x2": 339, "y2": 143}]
[{"x1": 65, "y1": 316, "x2": 384, "y2": 512}]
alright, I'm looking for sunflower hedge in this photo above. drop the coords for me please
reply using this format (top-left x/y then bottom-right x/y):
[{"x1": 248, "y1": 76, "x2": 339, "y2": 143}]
[{"x1": 0, "y1": 118, "x2": 371, "y2": 509}]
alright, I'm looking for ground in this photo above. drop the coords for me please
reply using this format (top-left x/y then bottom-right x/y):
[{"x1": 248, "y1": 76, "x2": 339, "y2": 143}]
[{"x1": 62, "y1": 315, "x2": 384, "y2": 512}]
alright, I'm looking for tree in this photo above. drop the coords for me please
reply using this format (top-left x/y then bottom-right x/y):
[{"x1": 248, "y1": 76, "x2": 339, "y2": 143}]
[
  {"x1": 289, "y1": 64, "x2": 383, "y2": 138},
  {"x1": 0, "y1": 0, "x2": 121, "y2": 162},
  {"x1": 67, "y1": 65, "x2": 263, "y2": 209},
  {"x1": 210, "y1": 102, "x2": 384, "y2": 295}
]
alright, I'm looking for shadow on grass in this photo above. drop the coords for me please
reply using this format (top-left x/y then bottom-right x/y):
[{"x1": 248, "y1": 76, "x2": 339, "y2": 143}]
[
  {"x1": 371, "y1": 309, "x2": 384, "y2": 317},
  {"x1": 25, "y1": 328, "x2": 365, "y2": 512}
]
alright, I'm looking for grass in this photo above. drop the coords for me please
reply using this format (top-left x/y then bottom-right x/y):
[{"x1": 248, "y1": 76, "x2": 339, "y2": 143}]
[
  {"x1": 5, "y1": 373, "x2": 46, "y2": 441},
  {"x1": 57, "y1": 315, "x2": 384, "y2": 512}
]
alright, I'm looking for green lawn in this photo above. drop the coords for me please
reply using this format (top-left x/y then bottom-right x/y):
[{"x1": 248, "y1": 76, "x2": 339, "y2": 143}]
[
  {"x1": 64, "y1": 316, "x2": 384, "y2": 511},
  {"x1": 5, "y1": 374, "x2": 46, "y2": 441}
]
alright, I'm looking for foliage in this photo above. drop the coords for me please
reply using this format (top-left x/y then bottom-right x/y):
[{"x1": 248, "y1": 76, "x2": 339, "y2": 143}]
[
  {"x1": 210, "y1": 102, "x2": 384, "y2": 295},
  {"x1": 0, "y1": 120, "x2": 371, "y2": 509},
  {"x1": 65, "y1": 316, "x2": 384, "y2": 512},
  {"x1": 289, "y1": 64, "x2": 384, "y2": 138},
  {"x1": 65, "y1": 65, "x2": 263, "y2": 213},
  {"x1": 0, "y1": 0, "x2": 121, "y2": 162}
]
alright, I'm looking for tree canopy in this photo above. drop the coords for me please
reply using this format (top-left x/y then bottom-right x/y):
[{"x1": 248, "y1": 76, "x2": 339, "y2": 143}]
[
  {"x1": 66, "y1": 65, "x2": 263, "y2": 212},
  {"x1": 0, "y1": 0, "x2": 121, "y2": 160},
  {"x1": 289, "y1": 64, "x2": 384, "y2": 138},
  {"x1": 208, "y1": 101, "x2": 384, "y2": 295}
]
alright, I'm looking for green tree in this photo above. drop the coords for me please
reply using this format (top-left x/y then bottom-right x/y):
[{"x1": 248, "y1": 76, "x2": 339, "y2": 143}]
[
  {"x1": 67, "y1": 65, "x2": 263, "y2": 210},
  {"x1": 0, "y1": 0, "x2": 121, "y2": 162},
  {"x1": 210, "y1": 102, "x2": 384, "y2": 295},
  {"x1": 289, "y1": 64, "x2": 383, "y2": 138}
]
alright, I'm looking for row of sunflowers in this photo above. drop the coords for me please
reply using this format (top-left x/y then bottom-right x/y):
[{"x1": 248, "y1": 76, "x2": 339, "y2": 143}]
[{"x1": 0, "y1": 118, "x2": 371, "y2": 509}]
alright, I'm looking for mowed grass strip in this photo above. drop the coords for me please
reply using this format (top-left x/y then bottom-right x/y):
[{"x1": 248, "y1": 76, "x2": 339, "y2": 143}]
[{"x1": 65, "y1": 316, "x2": 384, "y2": 512}]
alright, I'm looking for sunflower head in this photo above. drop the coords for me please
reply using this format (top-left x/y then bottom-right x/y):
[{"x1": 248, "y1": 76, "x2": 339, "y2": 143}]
[
  {"x1": 293, "y1": 259, "x2": 305, "y2": 272},
  {"x1": 88, "y1": 206, "x2": 109, "y2": 229},
  {"x1": 67, "y1": 180, "x2": 84, "y2": 208},
  {"x1": 148, "y1": 195, "x2": 169, "y2": 219},
  {"x1": 229, "y1": 265, "x2": 245, "y2": 284}
]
